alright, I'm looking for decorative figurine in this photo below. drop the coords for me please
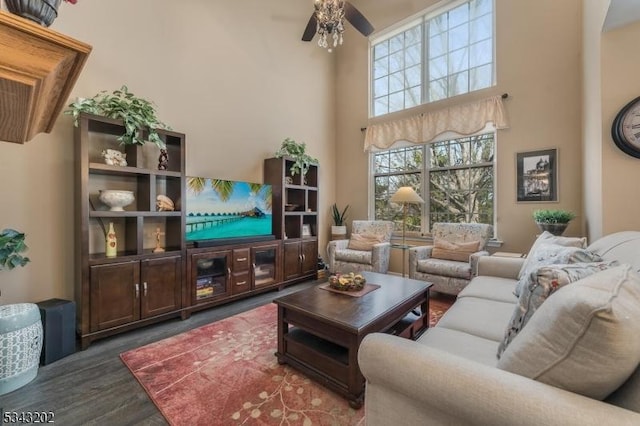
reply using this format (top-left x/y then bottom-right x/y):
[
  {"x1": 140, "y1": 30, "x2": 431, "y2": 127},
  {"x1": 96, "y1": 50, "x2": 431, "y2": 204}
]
[
  {"x1": 156, "y1": 195, "x2": 175, "y2": 211},
  {"x1": 101, "y1": 149, "x2": 127, "y2": 167},
  {"x1": 158, "y1": 149, "x2": 169, "y2": 170},
  {"x1": 153, "y1": 227, "x2": 165, "y2": 253}
]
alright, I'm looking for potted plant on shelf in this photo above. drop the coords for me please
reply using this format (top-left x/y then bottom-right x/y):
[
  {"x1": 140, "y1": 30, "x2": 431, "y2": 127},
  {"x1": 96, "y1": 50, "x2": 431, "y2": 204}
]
[
  {"x1": 532, "y1": 209, "x2": 576, "y2": 236},
  {"x1": 274, "y1": 138, "x2": 318, "y2": 177},
  {"x1": 331, "y1": 203, "x2": 349, "y2": 240},
  {"x1": 65, "y1": 85, "x2": 169, "y2": 149}
]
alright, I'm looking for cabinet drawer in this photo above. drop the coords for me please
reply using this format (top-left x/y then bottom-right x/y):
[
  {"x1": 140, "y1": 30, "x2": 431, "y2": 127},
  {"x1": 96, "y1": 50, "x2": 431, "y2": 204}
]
[
  {"x1": 233, "y1": 248, "x2": 250, "y2": 271},
  {"x1": 232, "y1": 271, "x2": 251, "y2": 295}
]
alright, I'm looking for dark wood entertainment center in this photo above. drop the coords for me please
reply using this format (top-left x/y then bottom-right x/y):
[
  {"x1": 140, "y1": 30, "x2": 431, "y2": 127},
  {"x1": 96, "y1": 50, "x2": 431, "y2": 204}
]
[{"x1": 74, "y1": 114, "x2": 319, "y2": 348}]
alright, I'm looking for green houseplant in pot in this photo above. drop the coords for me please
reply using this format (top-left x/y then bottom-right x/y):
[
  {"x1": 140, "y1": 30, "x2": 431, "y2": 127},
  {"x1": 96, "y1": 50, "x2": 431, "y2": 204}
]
[
  {"x1": 274, "y1": 138, "x2": 318, "y2": 177},
  {"x1": 331, "y1": 203, "x2": 349, "y2": 240},
  {"x1": 0, "y1": 228, "x2": 30, "y2": 272},
  {"x1": 65, "y1": 85, "x2": 168, "y2": 149},
  {"x1": 533, "y1": 209, "x2": 576, "y2": 236}
]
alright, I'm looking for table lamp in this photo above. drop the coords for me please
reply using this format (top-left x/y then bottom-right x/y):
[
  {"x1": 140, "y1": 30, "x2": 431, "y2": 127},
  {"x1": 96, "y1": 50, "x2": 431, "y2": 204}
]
[{"x1": 390, "y1": 186, "x2": 424, "y2": 247}]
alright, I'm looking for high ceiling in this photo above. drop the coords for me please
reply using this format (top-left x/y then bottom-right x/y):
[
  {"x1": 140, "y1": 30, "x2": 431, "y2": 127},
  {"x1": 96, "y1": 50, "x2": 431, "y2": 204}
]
[{"x1": 603, "y1": 0, "x2": 640, "y2": 31}]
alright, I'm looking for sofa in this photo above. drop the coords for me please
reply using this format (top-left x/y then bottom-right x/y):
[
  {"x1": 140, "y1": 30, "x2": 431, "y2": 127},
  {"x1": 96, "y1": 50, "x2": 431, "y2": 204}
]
[
  {"x1": 409, "y1": 222, "x2": 493, "y2": 295},
  {"x1": 359, "y1": 231, "x2": 640, "y2": 425}
]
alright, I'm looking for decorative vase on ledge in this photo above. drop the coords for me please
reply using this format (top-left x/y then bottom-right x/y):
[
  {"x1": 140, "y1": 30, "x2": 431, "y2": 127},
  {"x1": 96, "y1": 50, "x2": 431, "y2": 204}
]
[{"x1": 5, "y1": 0, "x2": 61, "y2": 27}]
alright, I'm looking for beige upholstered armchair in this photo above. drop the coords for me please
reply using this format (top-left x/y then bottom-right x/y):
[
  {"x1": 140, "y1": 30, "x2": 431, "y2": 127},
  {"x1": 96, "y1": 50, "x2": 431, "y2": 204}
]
[
  {"x1": 327, "y1": 220, "x2": 394, "y2": 274},
  {"x1": 409, "y1": 222, "x2": 493, "y2": 295}
]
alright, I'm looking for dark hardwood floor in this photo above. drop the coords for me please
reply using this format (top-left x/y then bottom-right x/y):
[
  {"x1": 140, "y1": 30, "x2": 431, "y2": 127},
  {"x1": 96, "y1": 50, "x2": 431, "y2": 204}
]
[{"x1": 0, "y1": 280, "x2": 317, "y2": 425}]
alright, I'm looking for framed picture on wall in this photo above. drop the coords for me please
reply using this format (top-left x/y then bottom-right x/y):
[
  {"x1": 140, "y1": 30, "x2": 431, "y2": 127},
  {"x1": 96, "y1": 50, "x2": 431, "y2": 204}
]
[{"x1": 516, "y1": 148, "x2": 558, "y2": 202}]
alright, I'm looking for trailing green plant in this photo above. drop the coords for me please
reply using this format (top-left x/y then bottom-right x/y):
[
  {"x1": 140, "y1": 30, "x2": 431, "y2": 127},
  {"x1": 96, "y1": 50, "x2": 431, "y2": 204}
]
[
  {"x1": 0, "y1": 228, "x2": 30, "y2": 271},
  {"x1": 65, "y1": 85, "x2": 168, "y2": 149},
  {"x1": 331, "y1": 203, "x2": 349, "y2": 226},
  {"x1": 274, "y1": 137, "x2": 318, "y2": 176},
  {"x1": 532, "y1": 209, "x2": 576, "y2": 224}
]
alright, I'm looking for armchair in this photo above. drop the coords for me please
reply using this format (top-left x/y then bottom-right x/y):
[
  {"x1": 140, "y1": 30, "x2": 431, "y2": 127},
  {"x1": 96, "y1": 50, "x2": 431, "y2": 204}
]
[
  {"x1": 327, "y1": 220, "x2": 394, "y2": 274},
  {"x1": 409, "y1": 222, "x2": 493, "y2": 295}
]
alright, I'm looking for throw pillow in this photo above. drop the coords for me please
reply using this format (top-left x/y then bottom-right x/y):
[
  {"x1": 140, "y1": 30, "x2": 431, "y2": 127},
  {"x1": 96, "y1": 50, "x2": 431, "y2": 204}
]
[
  {"x1": 497, "y1": 261, "x2": 618, "y2": 358},
  {"x1": 431, "y1": 238, "x2": 481, "y2": 262},
  {"x1": 518, "y1": 231, "x2": 588, "y2": 279},
  {"x1": 347, "y1": 233, "x2": 384, "y2": 251},
  {"x1": 514, "y1": 244, "x2": 600, "y2": 297},
  {"x1": 498, "y1": 265, "x2": 640, "y2": 400}
]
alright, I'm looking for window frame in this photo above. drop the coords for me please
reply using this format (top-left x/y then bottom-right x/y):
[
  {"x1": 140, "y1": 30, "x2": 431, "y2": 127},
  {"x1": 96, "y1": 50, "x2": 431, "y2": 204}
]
[
  {"x1": 369, "y1": 0, "x2": 495, "y2": 118},
  {"x1": 368, "y1": 133, "x2": 497, "y2": 238}
]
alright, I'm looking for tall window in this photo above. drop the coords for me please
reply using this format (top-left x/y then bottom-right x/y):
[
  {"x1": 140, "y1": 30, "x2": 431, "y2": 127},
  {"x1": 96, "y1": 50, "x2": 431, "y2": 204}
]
[
  {"x1": 372, "y1": 134, "x2": 495, "y2": 235},
  {"x1": 371, "y1": 0, "x2": 494, "y2": 117}
]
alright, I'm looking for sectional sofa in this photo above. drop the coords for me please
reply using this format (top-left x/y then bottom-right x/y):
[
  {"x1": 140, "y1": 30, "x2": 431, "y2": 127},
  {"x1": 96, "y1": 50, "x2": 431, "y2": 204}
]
[{"x1": 359, "y1": 231, "x2": 640, "y2": 425}]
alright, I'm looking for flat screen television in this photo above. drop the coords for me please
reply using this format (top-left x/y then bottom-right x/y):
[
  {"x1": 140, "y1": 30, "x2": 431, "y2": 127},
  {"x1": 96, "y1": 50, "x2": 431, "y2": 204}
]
[{"x1": 185, "y1": 177, "x2": 273, "y2": 244}]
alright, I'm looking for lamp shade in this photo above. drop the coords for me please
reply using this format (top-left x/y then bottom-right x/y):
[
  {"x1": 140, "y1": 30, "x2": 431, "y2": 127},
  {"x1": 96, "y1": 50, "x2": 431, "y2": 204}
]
[{"x1": 390, "y1": 186, "x2": 424, "y2": 204}]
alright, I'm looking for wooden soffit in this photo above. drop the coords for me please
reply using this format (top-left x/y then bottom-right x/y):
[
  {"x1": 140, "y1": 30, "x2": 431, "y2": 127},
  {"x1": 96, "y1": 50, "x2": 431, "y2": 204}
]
[{"x1": 0, "y1": 10, "x2": 92, "y2": 143}]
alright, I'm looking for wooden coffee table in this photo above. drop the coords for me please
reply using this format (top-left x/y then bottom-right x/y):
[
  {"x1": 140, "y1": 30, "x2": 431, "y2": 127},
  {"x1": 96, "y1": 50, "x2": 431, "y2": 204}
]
[{"x1": 274, "y1": 271, "x2": 432, "y2": 408}]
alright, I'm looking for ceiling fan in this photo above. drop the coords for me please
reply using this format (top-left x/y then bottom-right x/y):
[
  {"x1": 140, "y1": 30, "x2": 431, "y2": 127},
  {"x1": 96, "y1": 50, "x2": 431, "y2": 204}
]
[{"x1": 302, "y1": 0, "x2": 374, "y2": 51}]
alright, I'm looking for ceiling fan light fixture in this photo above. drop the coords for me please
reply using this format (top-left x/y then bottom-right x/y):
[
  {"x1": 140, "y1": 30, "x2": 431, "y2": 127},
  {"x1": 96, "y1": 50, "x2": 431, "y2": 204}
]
[{"x1": 314, "y1": 0, "x2": 345, "y2": 51}]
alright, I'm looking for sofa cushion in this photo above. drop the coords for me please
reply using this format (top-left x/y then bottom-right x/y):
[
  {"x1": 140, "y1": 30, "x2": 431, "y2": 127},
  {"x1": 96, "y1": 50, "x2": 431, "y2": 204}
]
[
  {"x1": 497, "y1": 261, "x2": 618, "y2": 357},
  {"x1": 514, "y1": 244, "x2": 602, "y2": 297},
  {"x1": 417, "y1": 258, "x2": 471, "y2": 280},
  {"x1": 497, "y1": 265, "x2": 640, "y2": 400},
  {"x1": 417, "y1": 327, "x2": 499, "y2": 367},
  {"x1": 436, "y1": 297, "x2": 516, "y2": 342},
  {"x1": 431, "y1": 238, "x2": 481, "y2": 262},
  {"x1": 334, "y1": 249, "x2": 372, "y2": 265},
  {"x1": 457, "y1": 276, "x2": 518, "y2": 304},
  {"x1": 518, "y1": 231, "x2": 588, "y2": 279},
  {"x1": 347, "y1": 233, "x2": 384, "y2": 251}
]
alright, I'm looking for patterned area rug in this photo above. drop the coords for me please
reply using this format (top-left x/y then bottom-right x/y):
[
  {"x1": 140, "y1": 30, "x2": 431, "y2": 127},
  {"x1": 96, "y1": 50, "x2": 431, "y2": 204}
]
[{"x1": 121, "y1": 297, "x2": 453, "y2": 425}]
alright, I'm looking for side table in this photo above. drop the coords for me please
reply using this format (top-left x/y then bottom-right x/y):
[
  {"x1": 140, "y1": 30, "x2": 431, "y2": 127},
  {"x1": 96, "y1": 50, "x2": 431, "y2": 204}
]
[
  {"x1": 492, "y1": 252, "x2": 526, "y2": 258},
  {"x1": 391, "y1": 243, "x2": 413, "y2": 277}
]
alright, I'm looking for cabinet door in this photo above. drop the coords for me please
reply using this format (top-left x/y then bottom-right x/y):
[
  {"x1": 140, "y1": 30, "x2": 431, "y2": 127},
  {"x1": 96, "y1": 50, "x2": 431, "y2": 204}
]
[
  {"x1": 90, "y1": 261, "x2": 140, "y2": 332},
  {"x1": 140, "y1": 256, "x2": 182, "y2": 318},
  {"x1": 283, "y1": 241, "x2": 302, "y2": 281},
  {"x1": 301, "y1": 240, "x2": 318, "y2": 275},
  {"x1": 252, "y1": 243, "x2": 279, "y2": 289},
  {"x1": 191, "y1": 250, "x2": 232, "y2": 303}
]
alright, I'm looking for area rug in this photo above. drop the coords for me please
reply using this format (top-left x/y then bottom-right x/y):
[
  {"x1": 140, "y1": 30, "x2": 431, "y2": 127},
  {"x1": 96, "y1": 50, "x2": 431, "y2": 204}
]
[{"x1": 121, "y1": 298, "x2": 452, "y2": 426}]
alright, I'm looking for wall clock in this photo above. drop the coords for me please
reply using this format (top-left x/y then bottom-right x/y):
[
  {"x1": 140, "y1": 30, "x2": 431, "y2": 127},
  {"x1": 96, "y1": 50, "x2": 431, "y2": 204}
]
[{"x1": 611, "y1": 96, "x2": 640, "y2": 159}]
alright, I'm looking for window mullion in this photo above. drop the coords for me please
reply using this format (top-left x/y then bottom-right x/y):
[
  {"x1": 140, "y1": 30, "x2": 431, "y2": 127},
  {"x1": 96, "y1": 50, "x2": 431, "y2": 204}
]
[{"x1": 422, "y1": 17, "x2": 428, "y2": 104}]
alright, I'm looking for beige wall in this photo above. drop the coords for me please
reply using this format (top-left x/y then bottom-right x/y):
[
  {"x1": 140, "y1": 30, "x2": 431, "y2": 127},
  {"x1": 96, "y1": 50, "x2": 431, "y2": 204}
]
[
  {"x1": 601, "y1": 21, "x2": 640, "y2": 234},
  {"x1": 338, "y1": 0, "x2": 584, "y2": 275},
  {"x1": 3, "y1": 1, "x2": 638, "y2": 301},
  {"x1": 582, "y1": 0, "x2": 609, "y2": 241},
  {"x1": 0, "y1": 0, "x2": 336, "y2": 304}
]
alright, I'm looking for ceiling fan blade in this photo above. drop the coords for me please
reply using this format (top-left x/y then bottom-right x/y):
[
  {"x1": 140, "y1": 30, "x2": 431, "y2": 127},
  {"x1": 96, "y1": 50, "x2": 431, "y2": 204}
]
[
  {"x1": 344, "y1": 1, "x2": 374, "y2": 36},
  {"x1": 302, "y1": 13, "x2": 317, "y2": 41}
]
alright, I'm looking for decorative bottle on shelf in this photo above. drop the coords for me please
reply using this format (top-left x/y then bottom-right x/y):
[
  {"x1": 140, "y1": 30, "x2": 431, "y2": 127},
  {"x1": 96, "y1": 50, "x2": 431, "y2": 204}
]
[{"x1": 105, "y1": 222, "x2": 117, "y2": 258}]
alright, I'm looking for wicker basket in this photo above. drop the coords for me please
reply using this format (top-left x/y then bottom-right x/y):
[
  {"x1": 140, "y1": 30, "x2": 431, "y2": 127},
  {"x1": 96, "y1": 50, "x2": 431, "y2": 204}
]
[{"x1": 5, "y1": 0, "x2": 61, "y2": 27}]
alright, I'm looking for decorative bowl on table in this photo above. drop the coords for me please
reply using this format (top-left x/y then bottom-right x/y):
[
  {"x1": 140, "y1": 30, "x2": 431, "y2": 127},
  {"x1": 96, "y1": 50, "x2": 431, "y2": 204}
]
[
  {"x1": 328, "y1": 272, "x2": 366, "y2": 291},
  {"x1": 98, "y1": 190, "x2": 135, "y2": 211}
]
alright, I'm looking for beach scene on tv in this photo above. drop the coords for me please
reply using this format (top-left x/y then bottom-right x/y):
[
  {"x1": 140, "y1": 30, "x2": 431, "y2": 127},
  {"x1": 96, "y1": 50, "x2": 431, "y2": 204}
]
[{"x1": 186, "y1": 178, "x2": 273, "y2": 242}]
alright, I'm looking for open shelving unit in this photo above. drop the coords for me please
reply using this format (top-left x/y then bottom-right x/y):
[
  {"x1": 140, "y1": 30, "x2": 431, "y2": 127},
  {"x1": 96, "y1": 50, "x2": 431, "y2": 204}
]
[
  {"x1": 264, "y1": 157, "x2": 318, "y2": 284},
  {"x1": 74, "y1": 113, "x2": 186, "y2": 348}
]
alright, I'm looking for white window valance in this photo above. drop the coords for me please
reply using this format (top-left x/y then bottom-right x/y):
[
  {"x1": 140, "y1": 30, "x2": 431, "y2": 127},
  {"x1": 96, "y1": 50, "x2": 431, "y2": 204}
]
[{"x1": 364, "y1": 95, "x2": 510, "y2": 152}]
